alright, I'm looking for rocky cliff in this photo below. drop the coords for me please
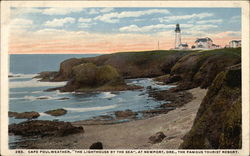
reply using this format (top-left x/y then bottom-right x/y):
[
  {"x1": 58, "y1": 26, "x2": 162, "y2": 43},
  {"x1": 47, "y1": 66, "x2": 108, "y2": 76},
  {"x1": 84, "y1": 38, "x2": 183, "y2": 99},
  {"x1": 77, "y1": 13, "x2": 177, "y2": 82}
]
[
  {"x1": 167, "y1": 48, "x2": 241, "y2": 90},
  {"x1": 42, "y1": 50, "x2": 191, "y2": 82},
  {"x1": 180, "y1": 64, "x2": 241, "y2": 149}
]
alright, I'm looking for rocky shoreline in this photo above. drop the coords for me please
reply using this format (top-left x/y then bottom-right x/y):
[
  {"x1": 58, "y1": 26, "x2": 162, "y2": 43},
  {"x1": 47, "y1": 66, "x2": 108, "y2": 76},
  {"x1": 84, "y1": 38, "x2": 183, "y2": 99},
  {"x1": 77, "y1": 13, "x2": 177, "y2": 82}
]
[
  {"x1": 9, "y1": 48, "x2": 242, "y2": 149},
  {"x1": 10, "y1": 88, "x2": 207, "y2": 149}
]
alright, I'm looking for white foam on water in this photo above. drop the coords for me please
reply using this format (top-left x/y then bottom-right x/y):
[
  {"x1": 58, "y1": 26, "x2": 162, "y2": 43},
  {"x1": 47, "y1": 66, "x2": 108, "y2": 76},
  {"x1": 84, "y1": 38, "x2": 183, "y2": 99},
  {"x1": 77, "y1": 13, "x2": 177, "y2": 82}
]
[
  {"x1": 10, "y1": 91, "x2": 29, "y2": 94},
  {"x1": 31, "y1": 91, "x2": 42, "y2": 94},
  {"x1": 39, "y1": 112, "x2": 50, "y2": 116},
  {"x1": 10, "y1": 95, "x2": 55, "y2": 101},
  {"x1": 64, "y1": 104, "x2": 118, "y2": 113},
  {"x1": 98, "y1": 92, "x2": 116, "y2": 99},
  {"x1": 9, "y1": 79, "x2": 66, "y2": 88},
  {"x1": 9, "y1": 73, "x2": 38, "y2": 80}
]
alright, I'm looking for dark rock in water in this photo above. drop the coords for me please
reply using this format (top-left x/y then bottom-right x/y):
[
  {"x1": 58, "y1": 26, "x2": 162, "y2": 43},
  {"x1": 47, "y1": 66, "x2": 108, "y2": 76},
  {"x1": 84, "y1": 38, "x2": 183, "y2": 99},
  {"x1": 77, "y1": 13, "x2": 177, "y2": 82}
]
[
  {"x1": 115, "y1": 109, "x2": 138, "y2": 118},
  {"x1": 180, "y1": 65, "x2": 242, "y2": 149},
  {"x1": 36, "y1": 97, "x2": 49, "y2": 100},
  {"x1": 44, "y1": 109, "x2": 67, "y2": 116},
  {"x1": 8, "y1": 111, "x2": 40, "y2": 119},
  {"x1": 146, "y1": 86, "x2": 152, "y2": 90},
  {"x1": 149, "y1": 89, "x2": 193, "y2": 108},
  {"x1": 149, "y1": 132, "x2": 166, "y2": 144},
  {"x1": 89, "y1": 142, "x2": 103, "y2": 149},
  {"x1": 57, "y1": 97, "x2": 70, "y2": 100},
  {"x1": 92, "y1": 115, "x2": 114, "y2": 121},
  {"x1": 8, "y1": 75, "x2": 20, "y2": 78},
  {"x1": 9, "y1": 120, "x2": 84, "y2": 137},
  {"x1": 44, "y1": 87, "x2": 62, "y2": 92}
]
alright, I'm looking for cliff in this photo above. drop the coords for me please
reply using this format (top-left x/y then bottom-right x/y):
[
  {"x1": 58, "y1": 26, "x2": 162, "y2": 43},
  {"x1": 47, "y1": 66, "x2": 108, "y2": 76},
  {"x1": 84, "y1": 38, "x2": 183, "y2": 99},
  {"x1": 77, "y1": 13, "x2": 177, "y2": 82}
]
[
  {"x1": 44, "y1": 50, "x2": 191, "y2": 82},
  {"x1": 168, "y1": 48, "x2": 241, "y2": 90},
  {"x1": 180, "y1": 64, "x2": 241, "y2": 149}
]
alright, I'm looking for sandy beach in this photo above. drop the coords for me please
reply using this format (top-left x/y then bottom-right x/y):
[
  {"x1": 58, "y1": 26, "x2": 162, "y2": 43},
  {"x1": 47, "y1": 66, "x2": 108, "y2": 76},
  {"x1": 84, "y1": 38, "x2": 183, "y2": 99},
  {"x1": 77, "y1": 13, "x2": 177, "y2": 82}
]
[{"x1": 19, "y1": 87, "x2": 207, "y2": 149}]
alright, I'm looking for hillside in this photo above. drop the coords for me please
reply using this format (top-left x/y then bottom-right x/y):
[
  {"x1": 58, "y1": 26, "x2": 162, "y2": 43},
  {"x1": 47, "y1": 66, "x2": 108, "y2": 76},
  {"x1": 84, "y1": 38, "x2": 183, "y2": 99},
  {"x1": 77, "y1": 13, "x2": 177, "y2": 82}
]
[{"x1": 180, "y1": 64, "x2": 241, "y2": 149}]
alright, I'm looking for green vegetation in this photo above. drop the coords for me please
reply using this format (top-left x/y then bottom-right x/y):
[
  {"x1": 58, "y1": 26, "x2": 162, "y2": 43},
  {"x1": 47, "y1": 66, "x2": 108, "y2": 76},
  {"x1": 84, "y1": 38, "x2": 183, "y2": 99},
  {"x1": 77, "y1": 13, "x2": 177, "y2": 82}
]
[{"x1": 72, "y1": 63, "x2": 123, "y2": 87}]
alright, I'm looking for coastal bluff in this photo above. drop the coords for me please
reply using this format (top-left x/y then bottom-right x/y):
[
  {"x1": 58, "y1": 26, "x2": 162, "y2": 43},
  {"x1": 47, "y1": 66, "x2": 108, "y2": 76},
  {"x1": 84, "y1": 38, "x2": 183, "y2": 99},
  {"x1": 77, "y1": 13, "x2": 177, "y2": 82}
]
[
  {"x1": 33, "y1": 48, "x2": 241, "y2": 149},
  {"x1": 180, "y1": 64, "x2": 241, "y2": 149},
  {"x1": 37, "y1": 48, "x2": 241, "y2": 93}
]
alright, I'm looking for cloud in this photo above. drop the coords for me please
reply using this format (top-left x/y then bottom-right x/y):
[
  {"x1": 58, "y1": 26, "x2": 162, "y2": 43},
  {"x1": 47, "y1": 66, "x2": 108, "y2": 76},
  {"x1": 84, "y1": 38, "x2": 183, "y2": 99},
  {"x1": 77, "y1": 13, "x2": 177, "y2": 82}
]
[
  {"x1": 196, "y1": 19, "x2": 223, "y2": 24},
  {"x1": 10, "y1": 18, "x2": 33, "y2": 30},
  {"x1": 11, "y1": 8, "x2": 42, "y2": 17},
  {"x1": 78, "y1": 18, "x2": 94, "y2": 28},
  {"x1": 119, "y1": 23, "x2": 193, "y2": 33},
  {"x1": 159, "y1": 13, "x2": 213, "y2": 22},
  {"x1": 95, "y1": 9, "x2": 170, "y2": 23},
  {"x1": 88, "y1": 8, "x2": 114, "y2": 15},
  {"x1": 228, "y1": 15, "x2": 241, "y2": 23},
  {"x1": 78, "y1": 18, "x2": 92, "y2": 23},
  {"x1": 100, "y1": 8, "x2": 114, "y2": 13},
  {"x1": 44, "y1": 17, "x2": 75, "y2": 27},
  {"x1": 89, "y1": 9, "x2": 99, "y2": 15},
  {"x1": 42, "y1": 8, "x2": 84, "y2": 15}
]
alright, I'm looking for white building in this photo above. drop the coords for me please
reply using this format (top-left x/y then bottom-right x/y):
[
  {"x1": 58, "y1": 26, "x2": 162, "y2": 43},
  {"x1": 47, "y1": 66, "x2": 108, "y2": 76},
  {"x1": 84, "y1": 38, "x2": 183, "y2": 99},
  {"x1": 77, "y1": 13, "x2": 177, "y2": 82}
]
[
  {"x1": 194, "y1": 37, "x2": 213, "y2": 49},
  {"x1": 174, "y1": 24, "x2": 189, "y2": 50},
  {"x1": 229, "y1": 40, "x2": 241, "y2": 48}
]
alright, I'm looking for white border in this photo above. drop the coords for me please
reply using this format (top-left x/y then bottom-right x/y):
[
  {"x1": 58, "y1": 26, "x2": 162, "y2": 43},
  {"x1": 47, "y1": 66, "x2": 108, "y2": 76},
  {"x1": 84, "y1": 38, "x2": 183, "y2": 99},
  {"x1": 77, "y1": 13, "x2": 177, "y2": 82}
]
[{"x1": 1, "y1": 1, "x2": 249, "y2": 156}]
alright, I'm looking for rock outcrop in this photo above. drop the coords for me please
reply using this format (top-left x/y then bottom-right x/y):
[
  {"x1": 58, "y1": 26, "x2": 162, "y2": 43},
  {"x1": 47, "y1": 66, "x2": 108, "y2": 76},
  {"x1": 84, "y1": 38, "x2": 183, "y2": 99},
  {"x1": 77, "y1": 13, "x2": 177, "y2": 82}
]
[
  {"x1": 44, "y1": 109, "x2": 67, "y2": 116},
  {"x1": 168, "y1": 48, "x2": 241, "y2": 90},
  {"x1": 114, "y1": 109, "x2": 138, "y2": 118},
  {"x1": 180, "y1": 64, "x2": 241, "y2": 149},
  {"x1": 149, "y1": 132, "x2": 166, "y2": 144},
  {"x1": 9, "y1": 111, "x2": 40, "y2": 119},
  {"x1": 89, "y1": 142, "x2": 103, "y2": 149},
  {"x1": 60, "y1": 63, "x2": 141, "y2": 92},
  {"x1": 37, "y1": 50, "x2": 190, "y2": 82},
  {"x1": 9, "y1": 120, "x2": 84, "y2": 137}
]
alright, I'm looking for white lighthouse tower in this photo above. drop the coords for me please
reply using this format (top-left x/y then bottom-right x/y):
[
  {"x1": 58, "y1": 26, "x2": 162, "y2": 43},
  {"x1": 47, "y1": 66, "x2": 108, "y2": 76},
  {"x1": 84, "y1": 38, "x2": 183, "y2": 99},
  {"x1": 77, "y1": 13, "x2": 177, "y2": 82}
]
[{"x1": 175, "y1": 23, "x2": 181, "y2": 49}]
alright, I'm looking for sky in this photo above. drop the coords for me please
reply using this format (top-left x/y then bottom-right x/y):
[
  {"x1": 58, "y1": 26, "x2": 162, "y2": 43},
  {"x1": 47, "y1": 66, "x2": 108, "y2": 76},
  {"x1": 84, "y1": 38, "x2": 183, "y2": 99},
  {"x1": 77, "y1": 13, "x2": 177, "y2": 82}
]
[{"x1": 9, "y1": 7, "x2": 241, "y2": 54}]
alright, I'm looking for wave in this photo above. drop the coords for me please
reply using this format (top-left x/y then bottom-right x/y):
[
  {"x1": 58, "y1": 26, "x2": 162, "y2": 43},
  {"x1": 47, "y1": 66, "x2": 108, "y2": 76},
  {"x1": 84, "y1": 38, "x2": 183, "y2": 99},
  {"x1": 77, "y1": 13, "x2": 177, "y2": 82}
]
[
  {"x1": 10, "y1": 95, "x2": 55, "y2": 101},
  {"x1": 64, "y1": 104, "x2": 118, "y2": 113},
  {"x1": 10, "y1": 91, "x2": 29, "y2": 94},
  {"x1": 9, "y1": 79, "x2": 66, "y2": 88},
  {"x1": 9, "y1": 73, "x2": 38, "y2": 79},
  {"x1": 98, "y1": 92, "x2": 116, "y2": 99}
]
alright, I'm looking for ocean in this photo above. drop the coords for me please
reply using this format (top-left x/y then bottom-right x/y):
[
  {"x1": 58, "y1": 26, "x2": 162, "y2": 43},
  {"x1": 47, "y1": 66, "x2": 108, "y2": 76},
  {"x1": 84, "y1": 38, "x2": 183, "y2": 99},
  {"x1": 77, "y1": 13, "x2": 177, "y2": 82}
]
[{"x1": 9, "y1": 54, "x2": 174, "y2": 124}]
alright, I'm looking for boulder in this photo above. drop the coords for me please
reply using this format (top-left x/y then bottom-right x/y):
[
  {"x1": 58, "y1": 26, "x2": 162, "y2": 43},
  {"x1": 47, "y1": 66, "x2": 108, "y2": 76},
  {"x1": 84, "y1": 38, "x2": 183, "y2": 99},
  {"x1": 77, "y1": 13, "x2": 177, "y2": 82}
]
[
  {"x1": 149, "y1": 132, "x2": 166, "y2": 144},
  {"x1": 8, "y1": 111, "x2": 40, "y2": 119},
  {"x1": 9, "y1": 120, "x2": 84, "y2": 137},
  {"x1": 44, "y1": 109, "x2": 67, "y2": 116},
  {"x1": 89, "y1": 142, "x2": 103, "y2": 149},
  {"x1": 114, "y1": 109, "x2": 138, "y2": 118}
]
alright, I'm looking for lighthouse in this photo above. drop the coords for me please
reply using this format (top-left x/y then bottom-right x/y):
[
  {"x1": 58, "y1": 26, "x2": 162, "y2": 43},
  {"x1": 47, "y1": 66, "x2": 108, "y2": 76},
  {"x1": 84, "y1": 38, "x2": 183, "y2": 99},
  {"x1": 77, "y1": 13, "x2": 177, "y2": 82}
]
[{"x1": 175, "y1": 24, "x2": 181, "y2": 49}]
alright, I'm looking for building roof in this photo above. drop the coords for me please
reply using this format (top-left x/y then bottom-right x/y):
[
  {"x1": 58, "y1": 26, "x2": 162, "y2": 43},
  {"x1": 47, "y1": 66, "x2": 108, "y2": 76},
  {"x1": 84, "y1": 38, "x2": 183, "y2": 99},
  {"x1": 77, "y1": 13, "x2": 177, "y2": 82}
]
[
  {"x1": 179, "y1": 43, "x2": 188, "y2": 47},
  {"x1": 195, "y1": 37, "x2": 213, "y2": 43},
  {"x1": 230, "y1": 40, "x2": 241, "y2": 43}
]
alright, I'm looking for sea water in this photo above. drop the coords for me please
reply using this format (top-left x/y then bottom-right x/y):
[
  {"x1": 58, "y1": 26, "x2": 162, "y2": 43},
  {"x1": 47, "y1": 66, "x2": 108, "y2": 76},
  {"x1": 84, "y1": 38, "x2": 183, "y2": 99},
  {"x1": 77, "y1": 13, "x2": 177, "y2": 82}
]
[{"x1": 9, "y1": 54, "x2": 175, "y2": 124}]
